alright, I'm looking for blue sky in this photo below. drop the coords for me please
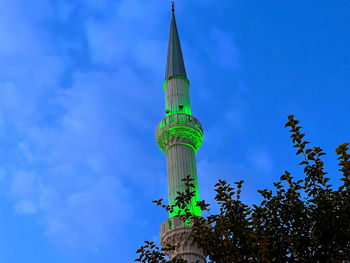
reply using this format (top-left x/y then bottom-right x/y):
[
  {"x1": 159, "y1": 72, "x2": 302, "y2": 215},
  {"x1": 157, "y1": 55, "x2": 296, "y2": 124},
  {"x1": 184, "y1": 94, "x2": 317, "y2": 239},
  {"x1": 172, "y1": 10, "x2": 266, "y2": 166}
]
[{"x1": 0, "y1": 0, "x2": 349, "y2": 262}]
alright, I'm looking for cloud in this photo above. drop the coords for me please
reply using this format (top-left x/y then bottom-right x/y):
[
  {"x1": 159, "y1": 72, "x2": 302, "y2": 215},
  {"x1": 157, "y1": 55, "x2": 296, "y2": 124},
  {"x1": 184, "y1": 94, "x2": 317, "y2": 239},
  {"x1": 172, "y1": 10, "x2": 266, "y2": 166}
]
[
  {"x1": 197, "y1": 159, "x2": 247, "y2": 212},
  {"x1": 0, "y1": 0, "x2": 168, "y2": 250},
  {"x1": 4, "y1": 69, "x2": 148, "y2": 247},
  {"x1": 207, "y1": 27, "x2": 241, "y2": 69},
  {"x1": 203, "y1": 81, "x2": 250, "y2": 156},
  {"x1": 84, "y1": 19, "x2": 124, "y2": 65},
  {"x1": 0, "y1": 0, "x2": 242, "y2": 256},
  {"x1": 248, "y1": 147, "x2": 274, "y2": 175},
  {"x1": 44, "y1": 176, "x2": 129, "y2": 249},
  {"x1": 0, "y1": 0, "x2": 53, "y2": 57},
  {"x1": 83, "y1": 0, "x2": 167, "y2": 71},
  {"x1": 0, "y1": 168, "x2": 6, "y2": 184},
  {"x1": 10, "y1": 170, "x2": 37, "y2": 199},
  {"x1": 197, "y1": 149, "x2": 274, "y2": 211},
  {"x1": 14, "y1": 200, "x2": 37, "y2": 215}
]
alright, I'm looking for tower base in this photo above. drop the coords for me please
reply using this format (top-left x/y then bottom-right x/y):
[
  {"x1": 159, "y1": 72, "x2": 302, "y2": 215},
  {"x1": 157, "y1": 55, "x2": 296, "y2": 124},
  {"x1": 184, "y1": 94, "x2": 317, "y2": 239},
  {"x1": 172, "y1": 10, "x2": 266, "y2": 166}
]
[{"x1": 160, "y1": 217, "x2": 206, "y2": 263}]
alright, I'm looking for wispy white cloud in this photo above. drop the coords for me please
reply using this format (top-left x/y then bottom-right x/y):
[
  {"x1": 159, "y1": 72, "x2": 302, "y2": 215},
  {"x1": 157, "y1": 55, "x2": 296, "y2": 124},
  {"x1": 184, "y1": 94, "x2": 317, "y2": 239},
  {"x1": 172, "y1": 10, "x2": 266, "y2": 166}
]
[
  {"x1": 248, "y1": 147, "x2": 274, "y2": 175},
  {"x1": 0, "y1": 0, "x2": 242, "y2": 257},
  {"x1": 44, "y1": 175, "x2": 129, "y2": 249},
  {"x1": 208, "y1": 27, "x2": 241, "y2": 69},
  {"x1": 14, "y1": 200, "x2": 37, "y2": 215},
  {"x1": 0, "y1": 0, "x2": 167, "y2": 250}
]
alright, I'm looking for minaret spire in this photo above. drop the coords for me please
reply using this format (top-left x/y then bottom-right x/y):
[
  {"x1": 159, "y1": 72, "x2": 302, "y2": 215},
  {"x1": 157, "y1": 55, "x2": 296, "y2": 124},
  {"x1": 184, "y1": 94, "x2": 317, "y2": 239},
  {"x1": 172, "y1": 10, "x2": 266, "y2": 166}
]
[{"x1": 165, "y1": 1, "x2": 187, "y2": 80}]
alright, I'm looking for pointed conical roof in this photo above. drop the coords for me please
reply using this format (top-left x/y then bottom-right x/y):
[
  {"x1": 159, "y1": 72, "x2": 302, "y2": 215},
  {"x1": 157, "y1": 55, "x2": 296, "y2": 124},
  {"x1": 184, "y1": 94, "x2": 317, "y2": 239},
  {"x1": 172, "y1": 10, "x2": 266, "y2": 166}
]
[{"x1": 165, "y1": 10, "x2": 187, "y2": 80}]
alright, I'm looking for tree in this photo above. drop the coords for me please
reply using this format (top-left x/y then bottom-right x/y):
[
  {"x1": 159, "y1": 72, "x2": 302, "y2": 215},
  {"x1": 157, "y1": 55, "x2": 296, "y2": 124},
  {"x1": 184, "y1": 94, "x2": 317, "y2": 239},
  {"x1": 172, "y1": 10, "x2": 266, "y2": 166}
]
[{"x1": 136, "y1": 115, "x2": 350, "y2": 262}]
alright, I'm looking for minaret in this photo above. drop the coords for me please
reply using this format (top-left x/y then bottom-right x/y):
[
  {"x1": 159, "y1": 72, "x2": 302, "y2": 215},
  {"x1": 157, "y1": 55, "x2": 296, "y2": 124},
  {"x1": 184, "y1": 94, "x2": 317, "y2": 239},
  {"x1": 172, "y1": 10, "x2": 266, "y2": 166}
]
[{"x1": 156, "y1": 2, "x2": 206, "y2": 262}]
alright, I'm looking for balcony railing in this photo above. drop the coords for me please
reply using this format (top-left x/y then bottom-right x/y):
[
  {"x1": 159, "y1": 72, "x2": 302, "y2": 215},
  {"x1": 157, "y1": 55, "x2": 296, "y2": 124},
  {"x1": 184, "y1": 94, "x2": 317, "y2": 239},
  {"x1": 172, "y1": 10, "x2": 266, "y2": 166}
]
[{"x1": 156, "y1": 113, "x2": 203, "y2": 134}]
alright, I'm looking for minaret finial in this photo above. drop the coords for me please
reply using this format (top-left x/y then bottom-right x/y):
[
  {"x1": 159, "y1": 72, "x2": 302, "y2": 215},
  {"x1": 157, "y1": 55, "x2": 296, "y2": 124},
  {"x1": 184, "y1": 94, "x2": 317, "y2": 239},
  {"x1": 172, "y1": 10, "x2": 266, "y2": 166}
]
[{"x1": 165, "y1": 0, "x2": 187, "y2": 80}]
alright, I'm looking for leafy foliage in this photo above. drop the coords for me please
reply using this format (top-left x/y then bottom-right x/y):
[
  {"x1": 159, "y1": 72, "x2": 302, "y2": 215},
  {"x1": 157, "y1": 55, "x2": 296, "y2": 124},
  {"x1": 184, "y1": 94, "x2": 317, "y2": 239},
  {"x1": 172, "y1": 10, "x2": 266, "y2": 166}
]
[{"x1": 136, "y1": 115, "x2": 350, "y2": 262}]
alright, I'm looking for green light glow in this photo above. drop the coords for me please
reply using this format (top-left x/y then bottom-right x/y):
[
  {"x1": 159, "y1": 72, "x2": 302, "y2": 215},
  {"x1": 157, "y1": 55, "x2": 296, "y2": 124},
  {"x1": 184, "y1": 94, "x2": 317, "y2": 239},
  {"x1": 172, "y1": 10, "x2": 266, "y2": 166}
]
[
  {"x1": 157, "y1": 125, "x2": 203, "y2": 153},
  {"x1": 165, "y1": 144, "x2": 202, "y2": 219},
  {"x1": 156, "y1": 113, "x2": 203, "y2": 153},
  {"x1": 169, "y1": 182, "x2": 201, "y2": 218},
  {"x1": 157, "y1": 76, "x2": 203, "y2": 220}
]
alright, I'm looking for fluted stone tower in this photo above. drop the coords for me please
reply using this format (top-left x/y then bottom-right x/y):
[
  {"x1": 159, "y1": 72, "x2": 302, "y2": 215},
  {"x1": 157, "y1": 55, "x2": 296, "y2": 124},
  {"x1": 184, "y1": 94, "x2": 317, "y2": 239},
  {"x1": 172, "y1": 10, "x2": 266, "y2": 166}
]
[{"x1": 156, "y1": 3, "x2": 206, "y2": 263}]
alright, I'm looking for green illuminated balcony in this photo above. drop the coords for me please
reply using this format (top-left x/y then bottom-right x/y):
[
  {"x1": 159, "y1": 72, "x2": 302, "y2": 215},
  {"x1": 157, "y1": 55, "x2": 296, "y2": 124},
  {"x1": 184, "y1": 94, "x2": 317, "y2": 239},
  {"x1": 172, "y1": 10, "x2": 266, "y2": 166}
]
[{"x1": 156, "y1": 113, "x2": 203, "y2": 153}]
